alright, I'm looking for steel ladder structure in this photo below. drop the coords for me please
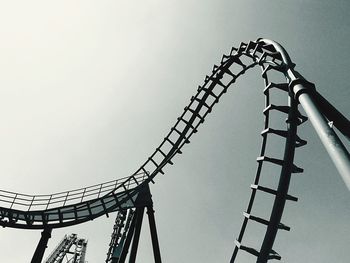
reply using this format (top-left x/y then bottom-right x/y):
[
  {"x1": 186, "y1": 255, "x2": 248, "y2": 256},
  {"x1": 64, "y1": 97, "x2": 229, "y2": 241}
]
[
  {"x1": 0, "y1": 39, "x2": 349, "y2": 262},
  {"x1": 44, "y1": 233, "x2": 87, "y2": 263},
  {"x1": 104, "y1": 186, "x2": 161, "y2": 263}
]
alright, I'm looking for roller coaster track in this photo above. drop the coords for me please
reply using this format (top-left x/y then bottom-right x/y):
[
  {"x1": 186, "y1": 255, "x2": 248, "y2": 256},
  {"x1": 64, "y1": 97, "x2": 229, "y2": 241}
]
[{"x1": 1, "y1": 39, "x2": 349, "y2": 262}]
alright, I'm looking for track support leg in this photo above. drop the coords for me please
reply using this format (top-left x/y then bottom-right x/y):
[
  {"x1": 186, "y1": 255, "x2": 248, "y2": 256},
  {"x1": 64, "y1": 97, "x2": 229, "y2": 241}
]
[
  {"x1": 291, "y1": 79, "x2": 350, "y2": 190},
  {"x1": 107, "y1": 186, "x2": 162, "y2": 263},
  {"x1": 128, "y1": 207, "x2": 145, "y2": 263},
  {"x1": 147, "y1": 206, "x2": 162, "y2": 263},
  {"x1": 31, "y1": 228, "x2": 52, "y2": 263},
  {"x1": 119, "y1": 212, "x2": 137, "y2": 263}
]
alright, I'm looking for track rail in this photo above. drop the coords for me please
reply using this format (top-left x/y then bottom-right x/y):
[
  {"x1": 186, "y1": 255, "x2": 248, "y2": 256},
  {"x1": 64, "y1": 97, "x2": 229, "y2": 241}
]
[{"x1": 0, "y1": 39, "x2": 313, "y2": 261}]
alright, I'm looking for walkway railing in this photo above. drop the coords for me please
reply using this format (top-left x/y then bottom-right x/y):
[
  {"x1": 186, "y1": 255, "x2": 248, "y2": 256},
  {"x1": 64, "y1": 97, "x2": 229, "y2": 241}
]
[{"x1": 0, "y1": 172, "x2": 148, "y2": 211}]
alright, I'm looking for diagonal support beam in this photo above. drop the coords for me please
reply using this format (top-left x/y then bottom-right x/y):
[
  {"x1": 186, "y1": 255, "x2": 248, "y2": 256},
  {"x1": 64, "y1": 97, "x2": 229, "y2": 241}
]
[
  {"x1": 31, "y1": 228, "x2": 52, "y2": 263},
  {"x1": 128, "y1": 207, "x2": 145, "y2": 263},
  {"x1": 291, "y1": 78, "x2": 350, "y2": 190},
  {"x1": 313, "y1": 90, "x2": 350, "y2": 141},
  {"x1": 147, "y1": 206, "x2": 162, "y2": 263},
  {"x1": 118, "y1": 212, "x2": 137, "y2": 263}
]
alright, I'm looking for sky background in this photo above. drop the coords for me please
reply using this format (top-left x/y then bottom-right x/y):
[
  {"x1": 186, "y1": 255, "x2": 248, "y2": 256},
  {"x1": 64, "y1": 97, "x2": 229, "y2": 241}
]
[{"x1": 0, "y1": 0, "x2": 349, "y2": 262}]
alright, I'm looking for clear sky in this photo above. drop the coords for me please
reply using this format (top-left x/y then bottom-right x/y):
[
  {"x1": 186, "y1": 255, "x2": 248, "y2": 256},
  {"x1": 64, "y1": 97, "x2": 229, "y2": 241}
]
[{"x1": 0, "y1": 0, "x2": 349, "y2": 262}]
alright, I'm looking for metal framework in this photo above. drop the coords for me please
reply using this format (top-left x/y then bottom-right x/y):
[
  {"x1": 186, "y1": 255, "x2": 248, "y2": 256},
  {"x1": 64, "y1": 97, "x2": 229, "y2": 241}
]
[
  {"x1": 43, "y1": 233, "x2": 87, "y2": 263},
  {"x1": 105, "y1": 186, "x2": 161, "y2": 263},
  {"x1": 0, "y1": 39, "x2": 349, "y2": 262}
]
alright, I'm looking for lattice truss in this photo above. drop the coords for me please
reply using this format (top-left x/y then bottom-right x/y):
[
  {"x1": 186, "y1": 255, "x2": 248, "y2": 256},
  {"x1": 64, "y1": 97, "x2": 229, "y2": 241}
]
[
  {"x1": 44, "y1": 234, "x2": 87, "y2": 263},
  {"x1": 105, "y1": 209, "x2": 134, "y2": 263}
]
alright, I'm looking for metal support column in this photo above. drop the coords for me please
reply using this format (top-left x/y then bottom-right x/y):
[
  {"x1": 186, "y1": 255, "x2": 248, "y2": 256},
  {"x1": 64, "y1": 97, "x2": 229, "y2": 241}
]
[
  {"x1": 31, "y1": 228, "x2": 52, "y2": 263},
  {"x1": 147, "y1": 206, "x2": 162, "y2": 263},
  {"x1": 119, "y1": 212, "x2": 137, "y2": 263},
  {"x1": 107, "y1": 185, "x2": 162, "y2": 262},
  {"x1": 128, "y1": 207, "x2": 145, "y2": 263},
  {"x1": 313, "y1": 90, "x2": 350, "y2": 141},
  {"x1": 291, "y1": 79, "x2": 350, "y2": 190}
]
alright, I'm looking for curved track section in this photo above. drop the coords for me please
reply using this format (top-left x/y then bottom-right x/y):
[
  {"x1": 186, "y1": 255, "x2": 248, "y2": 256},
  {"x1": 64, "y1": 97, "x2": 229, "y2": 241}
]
[
  {"x1": 0, "y1": 39, "x2": 309, "y2": 261},
  {"x1": 0, "y1": 172, "x2": 146, "y2": 229}
]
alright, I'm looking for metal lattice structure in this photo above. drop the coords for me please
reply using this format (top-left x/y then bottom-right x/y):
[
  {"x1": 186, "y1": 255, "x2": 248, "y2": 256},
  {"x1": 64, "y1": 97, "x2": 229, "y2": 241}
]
[
  {"x1": 105, "y1": 209, "x2": 131, "y2": 262},
  {"x1": 44, "y1": 234, "x2": 87, "y2": 263},
  {"x1": 105, "y1": 186, "x2": 161, "y2": 263},
  {"x1": 0, "y1": 39, "x2": 349, "y2": 262}
]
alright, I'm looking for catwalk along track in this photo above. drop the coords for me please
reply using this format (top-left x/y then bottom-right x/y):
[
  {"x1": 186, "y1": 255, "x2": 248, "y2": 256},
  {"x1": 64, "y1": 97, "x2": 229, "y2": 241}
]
[{"x1": 1, "y1": 39, "x2": 349, "y2": 262}]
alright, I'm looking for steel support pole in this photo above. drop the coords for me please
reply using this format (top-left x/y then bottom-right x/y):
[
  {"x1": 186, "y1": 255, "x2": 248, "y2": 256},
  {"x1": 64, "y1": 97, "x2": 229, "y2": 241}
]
[
  {"x1": 119, "y1": 212, "x2": 137, "y2": 263},
  {"x1": 31, "y1": 228, "x2": 52, "y2": 263},
  {"x1": 128, "y1": 207, "x2": 145, "y2": 263},
  {"x1": 313, "y1": 90, "x2": 350, "y2": 141},
  {"x1": 292, "y1": 80, "x2": 350, "y2": 190},
  {"x1": 146, "y1": 206, "x2": 162, "y2": 263}
]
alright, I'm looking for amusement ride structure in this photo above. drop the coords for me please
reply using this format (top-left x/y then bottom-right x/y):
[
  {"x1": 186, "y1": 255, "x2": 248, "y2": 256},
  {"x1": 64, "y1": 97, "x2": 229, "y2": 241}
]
[{"x1": 1, "y1": 39, "x2": 349, "y2": 262}]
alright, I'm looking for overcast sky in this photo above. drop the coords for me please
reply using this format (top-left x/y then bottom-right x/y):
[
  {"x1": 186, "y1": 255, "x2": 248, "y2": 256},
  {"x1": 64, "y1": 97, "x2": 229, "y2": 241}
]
[{"x1": 0, "y1": 1, "x2": 349, "y2": 262}]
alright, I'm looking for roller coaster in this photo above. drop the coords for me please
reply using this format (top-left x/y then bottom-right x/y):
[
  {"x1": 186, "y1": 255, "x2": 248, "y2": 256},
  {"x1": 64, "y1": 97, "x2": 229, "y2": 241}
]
[{"x1": 1, "y1": 39, "x2": 349, "y2": 262}]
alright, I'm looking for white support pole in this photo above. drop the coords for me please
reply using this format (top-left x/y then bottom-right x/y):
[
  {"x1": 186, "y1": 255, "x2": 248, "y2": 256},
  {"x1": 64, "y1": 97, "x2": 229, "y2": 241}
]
[{"x1": 293, "y1": 81, "x2": 350, "y2": 190}]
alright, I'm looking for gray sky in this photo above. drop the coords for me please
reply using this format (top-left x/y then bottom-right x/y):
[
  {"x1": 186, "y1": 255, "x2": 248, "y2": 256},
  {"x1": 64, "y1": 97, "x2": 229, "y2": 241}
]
[{"x1": 0, "y1": 0, "x2": 349, "y2": 262}]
